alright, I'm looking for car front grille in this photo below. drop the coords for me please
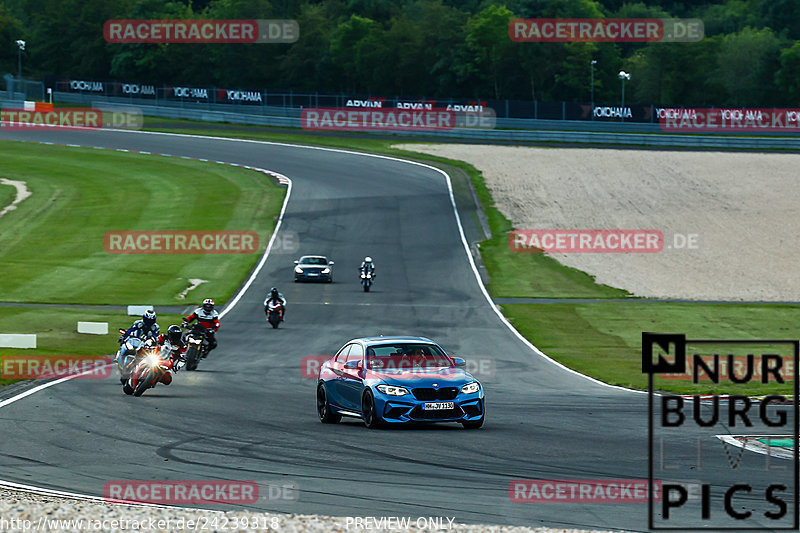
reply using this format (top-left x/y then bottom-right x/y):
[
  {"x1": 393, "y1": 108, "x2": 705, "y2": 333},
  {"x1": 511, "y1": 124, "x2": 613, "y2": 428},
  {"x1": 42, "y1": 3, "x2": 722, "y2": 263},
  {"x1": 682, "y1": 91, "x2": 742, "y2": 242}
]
[{"x1": 412, "y1": 387, "x2": 459, "y2": 401}]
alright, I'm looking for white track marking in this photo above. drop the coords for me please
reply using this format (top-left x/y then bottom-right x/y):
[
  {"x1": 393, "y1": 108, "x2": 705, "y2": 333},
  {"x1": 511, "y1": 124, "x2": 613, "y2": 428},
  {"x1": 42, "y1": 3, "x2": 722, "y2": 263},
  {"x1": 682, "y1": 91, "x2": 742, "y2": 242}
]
[
  {"x1": 0, "y1": 128, "x2": 640, "y2": 508},
  {"x1": 0, "y1": 178, "x2": 32, "y2": 218},
  {"x1": 176, "y1": 278, "x2": 208, "y2": 300},
  {"x1": 10, "y1": 129, "x2": 636, "y2": 391}
]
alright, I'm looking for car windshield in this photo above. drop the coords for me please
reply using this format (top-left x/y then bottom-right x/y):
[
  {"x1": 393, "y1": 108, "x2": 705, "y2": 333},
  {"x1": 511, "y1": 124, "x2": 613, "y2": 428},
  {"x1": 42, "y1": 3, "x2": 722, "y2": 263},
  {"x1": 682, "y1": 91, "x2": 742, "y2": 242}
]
[
  {"x1": 300, "y1": 257, "x2": 327, "y2": 265},
  {"x1": 366, "y1": 343, "x2": 452, "y2": 370}
]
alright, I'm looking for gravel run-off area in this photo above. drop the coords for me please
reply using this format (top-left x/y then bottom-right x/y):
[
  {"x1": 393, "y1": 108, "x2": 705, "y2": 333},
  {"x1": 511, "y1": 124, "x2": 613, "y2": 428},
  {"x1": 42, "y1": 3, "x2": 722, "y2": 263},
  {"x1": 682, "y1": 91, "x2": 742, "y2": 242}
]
[
  {"x1": 396, "y1": 144, "x2": 800, "y2": 301},
  {"x1": 0, "y1": 488, "x2": 622, "y2": 532}
]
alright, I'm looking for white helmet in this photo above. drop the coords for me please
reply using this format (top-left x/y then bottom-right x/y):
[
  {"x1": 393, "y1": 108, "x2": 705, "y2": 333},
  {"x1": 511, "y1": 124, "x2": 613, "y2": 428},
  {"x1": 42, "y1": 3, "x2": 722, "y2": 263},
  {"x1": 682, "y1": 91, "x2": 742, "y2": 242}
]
[{"x1": 364, "y1": 256, "x2": 372, "y2": 262}]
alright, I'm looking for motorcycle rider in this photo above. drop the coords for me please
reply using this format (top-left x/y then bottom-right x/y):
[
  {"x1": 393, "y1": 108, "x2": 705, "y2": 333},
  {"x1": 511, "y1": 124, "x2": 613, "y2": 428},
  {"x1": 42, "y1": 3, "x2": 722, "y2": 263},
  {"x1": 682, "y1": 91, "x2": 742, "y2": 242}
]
[
  {"x1": 119, "y1": 309, "x2": 160, "y2": 343},
  {"x1": 153, "y1": 324, "x2": 187, "y2": 385},
  {"x1": 264, "y1": 287, "x2": 287, "y2": 322},
  {"x1": 183, "y1": 298, "x2": 220, "y2": 358},
  {"x1": 359, "y1": 256, "x2": 376, "y2": 276},
  {"x1": 115, "y1": 310, "x2": 160, "y2": 383}
]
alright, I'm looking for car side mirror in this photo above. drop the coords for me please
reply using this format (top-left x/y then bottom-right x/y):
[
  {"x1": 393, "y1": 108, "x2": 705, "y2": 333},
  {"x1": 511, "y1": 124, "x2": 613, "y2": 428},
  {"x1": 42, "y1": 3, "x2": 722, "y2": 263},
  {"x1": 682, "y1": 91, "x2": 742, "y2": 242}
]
[
  {"x1": 452, "y1": 357, "x2": 466, "y2": 368},
  {"x1": 293, "y1": 260, "x2": 299, "y2": 264},
  {"x1": 328, "y1": 260, "x2": 334, "y2": 265},
  {"x1": 344, "y1": 360, "x2": 360, "y2": 370}
]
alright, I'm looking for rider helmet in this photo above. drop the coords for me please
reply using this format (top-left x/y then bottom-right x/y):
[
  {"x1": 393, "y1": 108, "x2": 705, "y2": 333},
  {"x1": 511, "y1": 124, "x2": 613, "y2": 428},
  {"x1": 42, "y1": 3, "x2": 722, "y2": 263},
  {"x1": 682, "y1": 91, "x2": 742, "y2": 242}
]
[
  {"x1": 364, "y1": 256, "x2": 372, "y2": 263},
  {"x1": 202, "y1": 298, "x2": 215, "y2": 312},
  {"x1": 270, "y1": 287, "x2": 279, "y2": 298},
  {"x1": 167, "y1": 325, "x2": 182, "y2": 344},
  {"x1": 142, "y1": 309, "x2": 157, "y2": 329}
]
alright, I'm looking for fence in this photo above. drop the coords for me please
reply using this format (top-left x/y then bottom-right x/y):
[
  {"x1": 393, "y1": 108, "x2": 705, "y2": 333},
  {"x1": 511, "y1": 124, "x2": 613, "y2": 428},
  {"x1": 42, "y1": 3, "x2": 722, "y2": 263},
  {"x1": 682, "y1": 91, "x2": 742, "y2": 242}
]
[
  {"x1": 50, "y1": 77, "x2": 682, "y2": 123},
  {"x1": 37, "y1": 94, "x2": 800, "y2": 150},
  {"x1": 3, "y1": 75, "x2": 44, "y2": 102}
]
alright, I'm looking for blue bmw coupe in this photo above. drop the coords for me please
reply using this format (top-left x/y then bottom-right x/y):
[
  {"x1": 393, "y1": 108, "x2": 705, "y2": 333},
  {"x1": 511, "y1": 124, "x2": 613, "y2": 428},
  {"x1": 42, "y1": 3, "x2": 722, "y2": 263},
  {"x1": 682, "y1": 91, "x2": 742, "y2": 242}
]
[{"x1": 316, "y1": 336, "x2": 485, "y2": 429}]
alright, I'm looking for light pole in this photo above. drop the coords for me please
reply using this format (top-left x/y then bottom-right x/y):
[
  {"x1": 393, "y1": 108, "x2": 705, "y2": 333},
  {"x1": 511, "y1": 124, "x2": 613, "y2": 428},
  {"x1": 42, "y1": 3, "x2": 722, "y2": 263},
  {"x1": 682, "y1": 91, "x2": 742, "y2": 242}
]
[
  {"x1": 618, "y1": 70, "x2": 630, "y2": 122},
  {"x1": 15, "y1": 40, "x2": 25, "y2": 80},
  {"x1": 590, "y1": 60, "x2": 597, "y2": 120}
]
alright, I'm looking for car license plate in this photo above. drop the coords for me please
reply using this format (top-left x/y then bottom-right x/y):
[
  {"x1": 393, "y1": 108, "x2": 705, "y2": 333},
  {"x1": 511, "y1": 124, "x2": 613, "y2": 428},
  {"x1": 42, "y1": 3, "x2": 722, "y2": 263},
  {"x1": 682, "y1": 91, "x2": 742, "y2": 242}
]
[
  {"x1": 308, "y1": 273, "x2": 318, "y2": 276},
  {"x1": 423, "y1": 402, "x2": 454, "y2": 411}
]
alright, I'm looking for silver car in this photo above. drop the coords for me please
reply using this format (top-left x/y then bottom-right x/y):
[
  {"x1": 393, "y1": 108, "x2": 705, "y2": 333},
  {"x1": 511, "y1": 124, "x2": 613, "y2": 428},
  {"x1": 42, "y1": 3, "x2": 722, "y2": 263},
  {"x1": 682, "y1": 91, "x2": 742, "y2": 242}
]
[{"x1": 294, "y1": 255, "x2": 334, "y2": 282}]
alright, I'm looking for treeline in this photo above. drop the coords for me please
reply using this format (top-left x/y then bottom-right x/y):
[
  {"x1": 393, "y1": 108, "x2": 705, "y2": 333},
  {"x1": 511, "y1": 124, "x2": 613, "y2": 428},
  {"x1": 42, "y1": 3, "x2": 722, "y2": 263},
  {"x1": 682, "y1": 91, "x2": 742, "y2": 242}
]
[{"x1": 1, "y1": 0, "x2": 800, "y2": 106}]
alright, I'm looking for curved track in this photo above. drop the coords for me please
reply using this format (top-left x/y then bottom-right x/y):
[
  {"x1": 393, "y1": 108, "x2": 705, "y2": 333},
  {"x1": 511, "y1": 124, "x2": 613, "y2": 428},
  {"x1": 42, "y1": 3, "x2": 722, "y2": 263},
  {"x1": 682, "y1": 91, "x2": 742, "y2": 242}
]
[{"x1": 0, "y1": 129, "x2": 789, "y2": 531}]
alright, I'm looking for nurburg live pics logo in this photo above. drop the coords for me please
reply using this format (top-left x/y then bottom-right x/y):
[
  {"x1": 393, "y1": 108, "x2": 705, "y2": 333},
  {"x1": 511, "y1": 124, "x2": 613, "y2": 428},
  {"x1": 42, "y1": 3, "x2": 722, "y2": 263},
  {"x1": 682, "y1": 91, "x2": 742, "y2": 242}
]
[{"x1": 643, "y1": 332, "x2": 799, "y2": 530}]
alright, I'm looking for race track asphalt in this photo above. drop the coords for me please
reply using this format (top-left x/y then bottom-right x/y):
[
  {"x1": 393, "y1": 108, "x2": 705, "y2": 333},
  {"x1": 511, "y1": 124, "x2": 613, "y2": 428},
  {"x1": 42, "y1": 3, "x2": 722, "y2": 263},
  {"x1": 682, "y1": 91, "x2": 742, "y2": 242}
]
[{"x1": 0, "y1": 128, "x2": 794, "y2": 532}]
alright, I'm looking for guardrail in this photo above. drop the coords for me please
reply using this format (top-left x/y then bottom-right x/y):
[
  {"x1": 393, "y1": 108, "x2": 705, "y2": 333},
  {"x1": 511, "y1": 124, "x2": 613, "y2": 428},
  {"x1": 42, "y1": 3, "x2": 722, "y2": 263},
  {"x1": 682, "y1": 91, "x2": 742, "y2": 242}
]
[{"x1": 33, "y1": 92, "x2": 800, "y2": 150}]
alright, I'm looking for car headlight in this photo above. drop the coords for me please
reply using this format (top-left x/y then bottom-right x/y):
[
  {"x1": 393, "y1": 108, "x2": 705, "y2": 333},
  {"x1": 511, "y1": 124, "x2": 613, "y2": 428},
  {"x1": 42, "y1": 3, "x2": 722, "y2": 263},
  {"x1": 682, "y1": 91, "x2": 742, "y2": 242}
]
[
  {"x1": 295, "y1": 266, "x2": 304, "y2": 274},
  {"x1": 321, "y1": 267, "x2": 330, "y2": 274},
  {"x1": 461, "y1": 382, "x2": 480, "y2": 394},
  {"x1": 376, "y1": 384, "x2": 410, "y2": 396}
]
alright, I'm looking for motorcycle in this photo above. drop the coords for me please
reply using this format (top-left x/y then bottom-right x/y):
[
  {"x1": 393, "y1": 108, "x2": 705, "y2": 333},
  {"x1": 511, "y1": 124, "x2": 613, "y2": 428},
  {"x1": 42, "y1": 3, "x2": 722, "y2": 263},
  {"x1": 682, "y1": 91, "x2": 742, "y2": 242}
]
[
  {"x1": 360, "y1": 267, "x2": 374, "y2": 292},
  {"x1": 123, "y1": 343, "x2": 174, "y2": 396},
  {"x1": 115, "y1": 329, "x2": 153, "y2": 384},
  {"x1": 183, "y1": 322, "x2": 209, "y2": 371},
  {"x1": 266, "y1": 300, "x2": 284, "y2": 329}
]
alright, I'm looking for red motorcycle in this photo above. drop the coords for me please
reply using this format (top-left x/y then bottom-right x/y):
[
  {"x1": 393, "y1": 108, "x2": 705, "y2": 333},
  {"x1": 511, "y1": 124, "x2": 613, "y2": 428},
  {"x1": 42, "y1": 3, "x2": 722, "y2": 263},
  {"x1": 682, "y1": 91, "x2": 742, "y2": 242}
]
[
  {"x1": 266, "y1": 300, "x2": 284, "y2": 329},
  {"x1": 123, "y1": 343, "x2": 176, "y2": 396}
]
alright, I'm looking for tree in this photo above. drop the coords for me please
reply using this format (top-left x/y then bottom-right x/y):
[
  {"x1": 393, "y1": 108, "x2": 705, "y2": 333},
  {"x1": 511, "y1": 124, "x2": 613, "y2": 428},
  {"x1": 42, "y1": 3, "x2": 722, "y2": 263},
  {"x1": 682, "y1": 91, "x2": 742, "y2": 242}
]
[
  {"x1": 328, "y1": 14, "x2": 390, "y2": 93},
  {"x1": 716, "y1": 26, "x2": 781, "y2": 106},
  {"x1": 776, "y1": 41, "x2": 800, "y2": 104},
  {"x1": 0, "y1": 4, "x2": 24, "y2": 76},
  {"x1": 465, "y1": 4, "x2": 515, "y2": 98},
  {"x1": 695, "y1": 0, "x2": 764, "y2": 37}
]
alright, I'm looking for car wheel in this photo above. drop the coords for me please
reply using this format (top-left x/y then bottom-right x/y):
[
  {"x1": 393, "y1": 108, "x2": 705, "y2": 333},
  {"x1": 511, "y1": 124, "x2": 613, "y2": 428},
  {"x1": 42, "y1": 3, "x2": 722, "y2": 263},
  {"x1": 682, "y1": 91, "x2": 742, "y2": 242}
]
[
  {"x1": 362, "y1": 390, "x2": 382, "y2": 429},
  {"x1": 317, "y1": 385, "x2": 341, "y2": 424}
]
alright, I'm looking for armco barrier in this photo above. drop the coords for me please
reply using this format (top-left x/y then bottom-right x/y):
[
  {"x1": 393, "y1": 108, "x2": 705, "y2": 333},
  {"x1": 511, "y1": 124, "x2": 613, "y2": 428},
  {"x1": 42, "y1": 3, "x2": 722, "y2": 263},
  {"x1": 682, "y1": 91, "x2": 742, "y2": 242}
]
[
  {"x1": 77, "y1": 322, "x2": 108, "y2": 335},
  {"x1": 0, "y1": 334, "x2": 36, "y2": 348},
  {"x1": 46, "y1": 92, "x2": 800, "y2": 149}
]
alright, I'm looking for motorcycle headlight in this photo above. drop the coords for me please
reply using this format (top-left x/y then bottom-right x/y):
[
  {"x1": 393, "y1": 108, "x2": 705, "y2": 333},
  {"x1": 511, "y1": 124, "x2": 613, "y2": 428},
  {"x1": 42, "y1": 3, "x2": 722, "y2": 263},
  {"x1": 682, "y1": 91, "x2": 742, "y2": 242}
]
[
  {"x1": 295, "y1": 266, "x2": 304, "y2": 273},
  {"x1": 146, "y1": 353, "x2": 161, "y2": 366},
  {"x1": 376, "y1": 384, "x2": 410, "y2": 396},
  {"x1": 189, "y1": 338, "x2": 201, "y2": 345},
  {"x1": 461, "y1": 382, "x2": 480, "y2": 394},
  {"x1": 321, "y1": 267, "x2": 330, "y2": 274}
]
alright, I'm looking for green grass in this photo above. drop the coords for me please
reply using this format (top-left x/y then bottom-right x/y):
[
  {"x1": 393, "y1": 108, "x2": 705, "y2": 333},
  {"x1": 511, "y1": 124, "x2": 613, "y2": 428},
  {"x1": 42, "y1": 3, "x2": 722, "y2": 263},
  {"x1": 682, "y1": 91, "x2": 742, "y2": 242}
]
[
  {"x1": 0, "y1": 307, "x2": 186, "y2": 387},
  {"x1": 147, "y1": 121, "x2": 627, "y2": 298},
  {"x1": 503, "y1": 301, "x2": 798, "y2": 395},
  {"x1": 3, "y1": 114, "x2": 791, "y2": 395},
  {"x1": 0, "y1": 181, "x2": 15, "y2": 212},
  {"x1": 129, "y1": 117, "x2": 800, "y2": 394},
  {"x1": 0, "y1": 141, "x2": 285, "y2": 305}
]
